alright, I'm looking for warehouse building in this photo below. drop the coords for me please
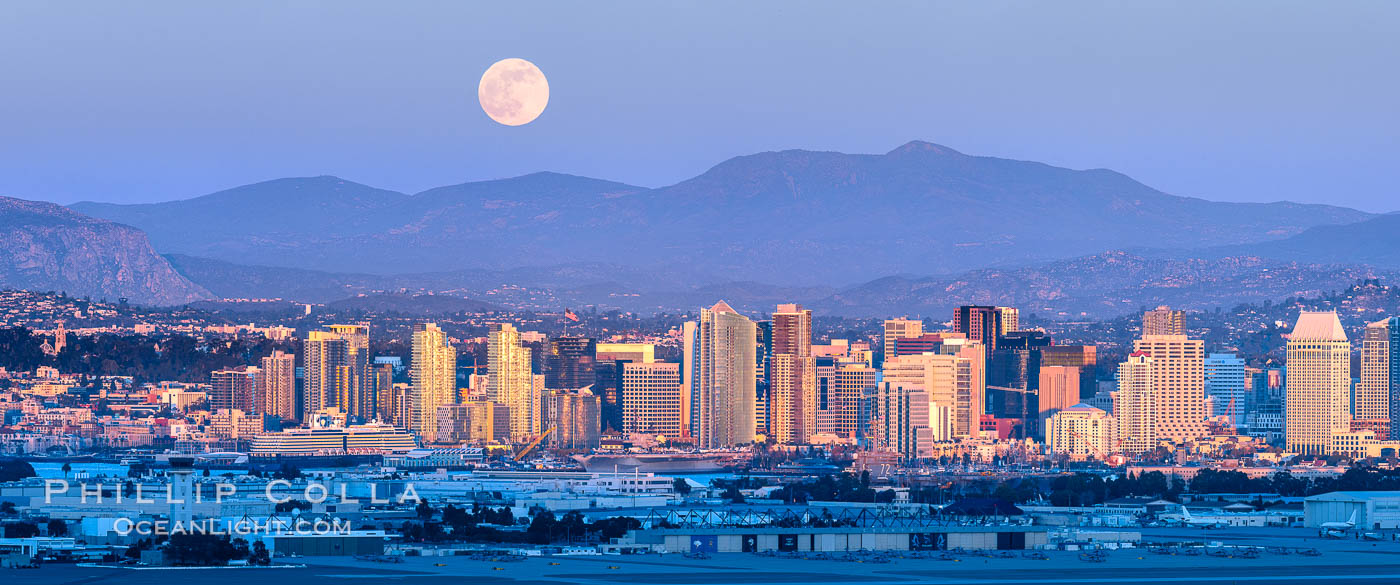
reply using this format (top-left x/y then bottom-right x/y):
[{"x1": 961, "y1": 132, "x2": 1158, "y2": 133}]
[
  {"x1": 611, "y1": 526, "x2": 1049, "y2": 554},
  {"x1": 1304, "y1": 491, "x2": 1400, "y2": 530}
]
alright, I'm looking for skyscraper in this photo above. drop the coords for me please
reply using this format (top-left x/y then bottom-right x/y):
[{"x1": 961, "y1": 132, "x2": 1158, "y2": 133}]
[
  {"x1": 1133, "y1": 334, "x2": 1208, "y2": 442},
  {"x1": 326, "y1": 324, "x2": 371, "y2": 420},
  {"x1": 870, "y1": 381, "x2": 930, "y2": 459},
  {"x1": 1143, "y1": 306, "x2": 1185, "y2": 336},
  {"x1": 882, "y1": 318, "x2": 923, "y2": 360},
  {"x1": 953, "y1": 306, "x2": 1003, "y2": 352},
  {"x1": 996, "y1": 307, "x2": 1019, "y2": 335},
  {"x1": 691, "y1": 301, "x2": 757, "y2": 448},
  {"x1": 1285, "y1": 311, "x2": 1352, "y2": 456},
  {"x1": 882, "y1": 350, "x2": 981, "y2": 441},
  {"x1": 1204, "y1": 353, "x2": 1247, "y2": 430},
  {"x1": 1037, "y1": 365, "x2": 1080, "y2": 440},
  {"x1": 1115, "y1": 352, "x2": 1155, "y2": 454},
  {"x1": 595, "y1": 342, "x2": 652, "y2": 433},
  {"x1": 489, "y1": 323, "x2": 538, "y2": 441},
  {"x1": 622, "y1": 362, "x2": 683, "y2": 437},
  {"x1": 769, "y1": 303, "x2": 815, "y2": 444},
  {"x1": 257, "y1": 350, "x2": 296, "y2": 421},
  {"x1": 410, "y1": 322, "x2": 456, "y2": 443},
  {"x1": 1358, "y1": 319, "x2": 1398, "y2": 440},
  {"x1": 302, "y1": 330, "x2": 349, "y2": 421},
  {"x1": 210, "y1": 366, "x2": 260, "y2": 413},
  {"x1": 371, "y1": 362, "x2": 395, "y2": 424},
  {"x1": 545, "y1": 337, "x2": 597, "y2": 390},
  {"x1": 1042, "y1": 345, "x2": 1097, "y2": 399},
  {"x1": 547, "y1": 389, "x2": 601, "y2": 449},
  {"x1": 831, "y1": 363, "x2": 876, "y2": 440},
  {"x1": 987, "y1": 331, "x2": 1051, "y2": 438}
]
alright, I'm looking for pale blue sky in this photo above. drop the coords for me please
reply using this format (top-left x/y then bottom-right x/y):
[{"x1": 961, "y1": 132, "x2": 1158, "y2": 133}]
[{"x1": 1, "y1": 1, "x2": 1396, "y2": 211}]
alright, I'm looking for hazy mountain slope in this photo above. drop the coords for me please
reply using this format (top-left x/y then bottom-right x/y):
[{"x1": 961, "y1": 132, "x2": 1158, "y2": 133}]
[
  {"x1": 815, "y1": 251, "x2": 1390, "y2": 318},
  {"x1": 0, "y1": 197, "x2": 211, "y2": 305},
  {"x1": 1205, "y1": 213, "x2": 1400, "y2": 268}
]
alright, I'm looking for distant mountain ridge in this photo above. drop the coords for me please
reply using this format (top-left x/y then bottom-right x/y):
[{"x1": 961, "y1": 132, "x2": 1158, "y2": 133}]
[
  {"x1": 70, "y1": 141, "x2": 1375, "y2": 283},
  {"x1": 0, "y1": 196, "x2": 211, "y2": 305}
]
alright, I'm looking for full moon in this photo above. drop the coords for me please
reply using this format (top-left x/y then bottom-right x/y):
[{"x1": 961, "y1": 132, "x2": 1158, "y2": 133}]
[{"x1": 478, "y1": 58, "x2": 549, "y2": 126}]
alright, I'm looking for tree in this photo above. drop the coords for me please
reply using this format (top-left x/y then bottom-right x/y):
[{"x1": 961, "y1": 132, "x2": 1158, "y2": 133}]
[
  {"x1": 672, "y1": 477, "x2": 692, "y2": 496},
  {"x1": 0, "y1": 460, "x2": 36, "y2": 482},
  {"x1": 416, "y1": 499, "x2": 436, "y2": 520},
  {"x1": 249, "y1": 541, "x2": 272, "y2": 565},
  {"x1": 47, "y1": 518, "x2": 67, "y2": 536},
  {"x1": 274, "y1": 463, "x2": 302, "y2": 480},
  {"x1": 164, "y1": 533, "x2": 247, "y2": 566},
  {"x1": 61, "y1": 462, "x2": 72, "y2": 478}
]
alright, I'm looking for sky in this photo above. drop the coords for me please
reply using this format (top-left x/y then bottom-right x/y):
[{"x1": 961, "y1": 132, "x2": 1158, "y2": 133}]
[{"x1": 1, "y1": 1, "x2": 1397, "y2": 211}]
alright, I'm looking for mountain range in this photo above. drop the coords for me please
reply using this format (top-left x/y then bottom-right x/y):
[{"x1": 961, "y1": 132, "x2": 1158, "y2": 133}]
[
  {"x1": 1, "y1": 140, "x2": 1394, "y2": 313},
  {"x1": 70, "y1": 141, "x2": 1374, "y2": 284}
]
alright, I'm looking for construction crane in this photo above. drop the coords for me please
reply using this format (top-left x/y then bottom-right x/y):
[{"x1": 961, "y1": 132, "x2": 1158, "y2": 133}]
[
  {"x1": 1208, "y1": 398, "x2": 1237, "y2": 436},
  {"x1": 513, "y1": 427, "x2": 555, "y2": 461}
]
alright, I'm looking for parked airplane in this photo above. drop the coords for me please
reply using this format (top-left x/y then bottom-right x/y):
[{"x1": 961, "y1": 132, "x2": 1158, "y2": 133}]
[
  {"x1": 1318, "y1": 511, "x2": 1358, "y2": 532},
  {"x1": 1179, "y1": 507, "x2": 1226, "y2": 529}
]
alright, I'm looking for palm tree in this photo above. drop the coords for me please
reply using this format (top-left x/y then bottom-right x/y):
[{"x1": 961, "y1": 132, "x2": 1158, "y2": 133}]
[{"x1": 61, "y1": 462, "x2": 72, "y2": 478}]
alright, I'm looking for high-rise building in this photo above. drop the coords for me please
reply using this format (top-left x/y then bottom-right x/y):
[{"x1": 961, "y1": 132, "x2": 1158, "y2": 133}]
[
  {"x1": 410, "y1": 323, "x2": 457, "y2": 443},
  {"x1": 996, "y1": 307, "x2": 1019, "y2": 335},
  {"x1": 1042, "y1": 345, "x2": 1097, "y2": 399},
  {"x1": 545, "y1": 337, "x2": 597, "y2": 390},
  {"x1": 953, "y1": 306, "x2": 1003, "y2": 352},
  {"x1": 754, "y1": 320, "x2": 772, "y2": 437},
  {"x1": 1115, "y1": 352, "x2": 1155, "y2": 454},
  {"x1": 466, "y1": 401, "x2": 510, "y2": 443},
  {"x1": 893, "y1": 332, "x2": 966, "y2": 357},
  {"x1": 596, "y1": 343, "x2": 655, "y2": 363},
  {"x1": 1285, "y1": 311, "x2": 1352, "y2": 455},
  {"x1": 830, "y1": 363, "x2": 876, "y2": 440},
  {"x1": 434, "y1": 404, "x2": 471, "y2": 443},
  {"x1": 1037, "y1": 365, "x2": 1080, "y2": 440},
  {"x1": 210, "y1": 366, "x2": 260, "y2": 413},
  {"x1": 769, "y1": 303, "x2": 815, "y2": 444},
  {"x1": 1358, "y1": 319, "x2": 1398, "y2": 440},
  {"x1": 257, "y1": 350, "x2": 296, "y2": 421},
  {"x1": 595, "y1": 342, "x2": 655, "y2": 433},
  {"x1": 987, "y1": 331, "x2": 1051, "y2": 438},
  {"x1": 371, "y1": 362, "x2": 395, "y2": 424},
  {"x1": 622, "y1": 361, "x2": 683, "y2": 437},
  {"x1": 1133, "y1": 334, "x2": 1208, "y2": 442},
  {"x1": 883, "y1": 351, "x2": 981, "y2": 441},
  {"x1": 489, "y1": 323, "x2": 538, "y2": 441},
  {"x1": 681, "y1": 321, "x2": 699, "y2": 437},
  {"x1": 326, "y1": 324, "x2": 371, "y2": 420},
  {"x1": 690, "y1": 301, "x2": 757, "y2": 448},
  {"x1": 1143, "y1": 306, "x2": 1185, "y2": 336},
  {"x1": 547, "y1": 389, "x2": 601, "y2": 449},
  {"x1": 869, "y1": 381, "x2": 931, "y2": 459},
  {"x1": 1204, "y1": 353, "x2": 1248, "y2": 430},
  {"x1": 302, "y1": 330, "x2": 349, "y2": 421},
  {"x1": 882, "y1": 318, "x2": 924, "y2": 360},
  {"x1": 1046, "y1": 404, "x2": 1115, "y2": 461}
]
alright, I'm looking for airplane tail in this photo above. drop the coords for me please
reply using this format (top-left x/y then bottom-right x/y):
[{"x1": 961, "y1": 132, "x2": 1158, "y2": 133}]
[
  {"x1": 1181, "y1": 506, "x2": 1192, "y2": 521},
  {"x1": 1348, "y1": 510, "x2": 1358, "y2": 526}
]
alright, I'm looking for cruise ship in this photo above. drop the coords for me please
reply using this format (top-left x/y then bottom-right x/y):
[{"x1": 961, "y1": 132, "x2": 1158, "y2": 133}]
[{"x1": 249, "y1": 422, "x2": 418, "y2": 456}]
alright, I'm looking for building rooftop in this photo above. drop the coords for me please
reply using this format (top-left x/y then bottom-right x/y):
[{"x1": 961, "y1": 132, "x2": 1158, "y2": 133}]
[{"x1": 1289, "y1": 311, "x2": 1347, "y2": 342}]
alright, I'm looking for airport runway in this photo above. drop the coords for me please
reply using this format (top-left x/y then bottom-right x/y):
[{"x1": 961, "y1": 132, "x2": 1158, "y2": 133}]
[{"x1": 13, "y1": 527, "x2": 1400, "y2": 585}]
